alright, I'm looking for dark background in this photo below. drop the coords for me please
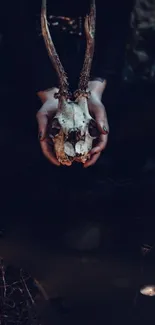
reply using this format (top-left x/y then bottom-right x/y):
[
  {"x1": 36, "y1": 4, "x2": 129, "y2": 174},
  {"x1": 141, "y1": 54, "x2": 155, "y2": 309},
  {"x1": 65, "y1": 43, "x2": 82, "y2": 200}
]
[
  {"x1": 0, "y1": 0, "x2": 155, "y2": 231},
  {"x1": 0, "y1": 1, "x2": 155, "y2": 323}
]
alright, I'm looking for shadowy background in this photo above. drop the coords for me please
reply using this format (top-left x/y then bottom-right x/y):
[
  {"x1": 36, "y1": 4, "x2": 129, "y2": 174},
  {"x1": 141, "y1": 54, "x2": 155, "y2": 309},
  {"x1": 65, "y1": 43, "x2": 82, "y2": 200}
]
[
  {"x1": 0, "y1": 0, "x2": 155, "y2": 323},
  {"x1": 0, "y1": 0, "x2": 155, "y2": 235}
]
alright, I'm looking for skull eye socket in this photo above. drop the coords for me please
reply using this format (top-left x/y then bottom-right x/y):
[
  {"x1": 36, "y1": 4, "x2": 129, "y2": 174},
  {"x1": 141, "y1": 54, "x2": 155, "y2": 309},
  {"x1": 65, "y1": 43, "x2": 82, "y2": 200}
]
[
  {"x1": 48, "y1": 118, "x2": 61, "y2": 137},
  {"x1": 88, "y1": 119, "x2": 100, "y2": 138}
]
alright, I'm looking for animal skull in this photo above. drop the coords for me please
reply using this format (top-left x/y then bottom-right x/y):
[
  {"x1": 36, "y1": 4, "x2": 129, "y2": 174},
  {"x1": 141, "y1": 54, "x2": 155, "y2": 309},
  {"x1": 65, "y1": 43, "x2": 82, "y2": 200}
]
[
  {"x1": 41, "y1": 0, "x2": 103, "y2": 165},
  {"x1": 48, "y1": 97, "x2": 99, "y2": 166}
]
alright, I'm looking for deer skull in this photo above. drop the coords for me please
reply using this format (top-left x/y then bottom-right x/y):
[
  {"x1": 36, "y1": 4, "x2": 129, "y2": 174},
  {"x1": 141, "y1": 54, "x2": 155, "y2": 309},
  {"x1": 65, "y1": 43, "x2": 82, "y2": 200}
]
[
  {"x1": 47, "y1": 96, "x2": 100, "y2": 165},
  {"x1": 41, "y1": 0, "x2": 101, "y2": 165}
]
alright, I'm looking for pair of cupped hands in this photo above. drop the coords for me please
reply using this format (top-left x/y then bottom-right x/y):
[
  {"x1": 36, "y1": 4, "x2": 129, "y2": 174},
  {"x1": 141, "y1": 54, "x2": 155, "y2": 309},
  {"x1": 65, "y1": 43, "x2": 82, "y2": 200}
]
[{"x1": 36, "y1": 80, "x2": 109, "y2": 167}]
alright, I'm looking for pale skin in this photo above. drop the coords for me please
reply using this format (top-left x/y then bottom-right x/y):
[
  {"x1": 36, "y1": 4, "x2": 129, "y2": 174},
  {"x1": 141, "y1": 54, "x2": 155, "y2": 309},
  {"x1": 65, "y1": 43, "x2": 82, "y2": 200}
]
[{"x1": 36, "y1": 79, "x2": 109, "y2": 167}]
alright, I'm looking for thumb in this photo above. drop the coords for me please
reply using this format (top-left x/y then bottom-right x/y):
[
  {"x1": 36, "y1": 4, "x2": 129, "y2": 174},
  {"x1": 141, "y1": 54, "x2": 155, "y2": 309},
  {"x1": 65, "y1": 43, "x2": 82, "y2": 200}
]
[
  {"x1": 93, "y1": 104, "x2": 109, "y2": 135},
  {"x1": 36, "y1": 112, "x2": 48, "y2": 140},
  {"x1": 95, "y1": 118, "x2": 109, "y2": 135}
]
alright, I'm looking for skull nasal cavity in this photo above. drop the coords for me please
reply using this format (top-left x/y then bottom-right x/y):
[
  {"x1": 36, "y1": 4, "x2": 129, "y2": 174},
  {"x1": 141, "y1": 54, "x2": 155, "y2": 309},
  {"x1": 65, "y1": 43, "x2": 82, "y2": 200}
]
[{"x1": 68, "y1": 130, "x2": 80, "y2": 143}]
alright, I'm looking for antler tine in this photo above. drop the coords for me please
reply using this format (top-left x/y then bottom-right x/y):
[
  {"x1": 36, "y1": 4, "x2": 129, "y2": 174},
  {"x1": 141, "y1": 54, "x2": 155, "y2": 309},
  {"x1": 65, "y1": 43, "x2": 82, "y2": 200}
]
[
  {"x1": 75, "y1": 0, "x2": 96, "y2": 98},
  {"x1": 41, "y1": 0, "x2": 70, "y2": 98}
]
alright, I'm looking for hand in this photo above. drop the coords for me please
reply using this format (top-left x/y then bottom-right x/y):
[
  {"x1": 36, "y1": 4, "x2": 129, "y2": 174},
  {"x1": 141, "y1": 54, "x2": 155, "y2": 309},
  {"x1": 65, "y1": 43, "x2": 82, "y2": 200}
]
[
  {"x1": 84, "y1": 96, "x2": 109, "y2": 168},
  {"x1": 36, "y1": 83, "x2": 109, "y2": 167},
  {"x1": 84, "y1": 82, "x2": 109, "y2": 168},
  {"x1": 36, "y1": 88, "x2": 60, "y2": 166}
]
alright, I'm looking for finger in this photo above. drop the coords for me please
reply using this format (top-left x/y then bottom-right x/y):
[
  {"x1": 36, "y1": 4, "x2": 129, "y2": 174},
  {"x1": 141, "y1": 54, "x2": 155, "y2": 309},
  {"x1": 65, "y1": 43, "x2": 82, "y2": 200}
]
[
  {"x1": 40, "y1": 140, "x2": 60, "y2": 166},
  {"x1": 93, "y1": 105, "x2": 109, "y2": 135},
  {"x1": 96, "y1": 122, "x2": 109, "y2": 135},
  {"x1": 36, "y1": 112, "x2": 48, "y2": 140},
  {"x1": 90, "y1": 134, "x2": 108, "y2": 155},
  {"x1": 95, "y1": 115, "x2": 109, "y2": 135},
  {"x1": 84, "y1": 152, "x2": 101, "y2": 168}
]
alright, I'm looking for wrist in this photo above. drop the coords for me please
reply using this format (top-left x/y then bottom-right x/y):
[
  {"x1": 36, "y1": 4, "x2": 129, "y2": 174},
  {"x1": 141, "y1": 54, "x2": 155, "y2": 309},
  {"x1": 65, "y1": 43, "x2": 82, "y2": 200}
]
[{"x1": 88, "y1": 79, "x2": 107, "y2": 100}]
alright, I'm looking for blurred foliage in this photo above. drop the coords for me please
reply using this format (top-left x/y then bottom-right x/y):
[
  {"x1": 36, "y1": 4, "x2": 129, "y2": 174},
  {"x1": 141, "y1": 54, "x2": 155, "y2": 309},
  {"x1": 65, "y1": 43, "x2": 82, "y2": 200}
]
[{"x1": 123, "y1": 0, "x2": 155, "y2": 83}]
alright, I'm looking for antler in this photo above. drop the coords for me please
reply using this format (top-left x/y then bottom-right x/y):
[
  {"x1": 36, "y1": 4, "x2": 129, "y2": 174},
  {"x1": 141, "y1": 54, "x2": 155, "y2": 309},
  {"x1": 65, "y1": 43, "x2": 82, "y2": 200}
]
[
  {"x1": 41, "y1": 0, "x2": 70, "y2": 99},
  {"x1": 75, "y1": 0, "x2": 96, "y2": 98}
]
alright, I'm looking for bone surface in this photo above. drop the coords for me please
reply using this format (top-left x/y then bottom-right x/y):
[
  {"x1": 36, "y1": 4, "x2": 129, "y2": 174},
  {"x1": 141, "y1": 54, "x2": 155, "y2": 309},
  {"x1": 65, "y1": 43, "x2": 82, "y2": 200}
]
[{"x1": 41, "y1": 0, "x2": 98, "y2": 166}]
